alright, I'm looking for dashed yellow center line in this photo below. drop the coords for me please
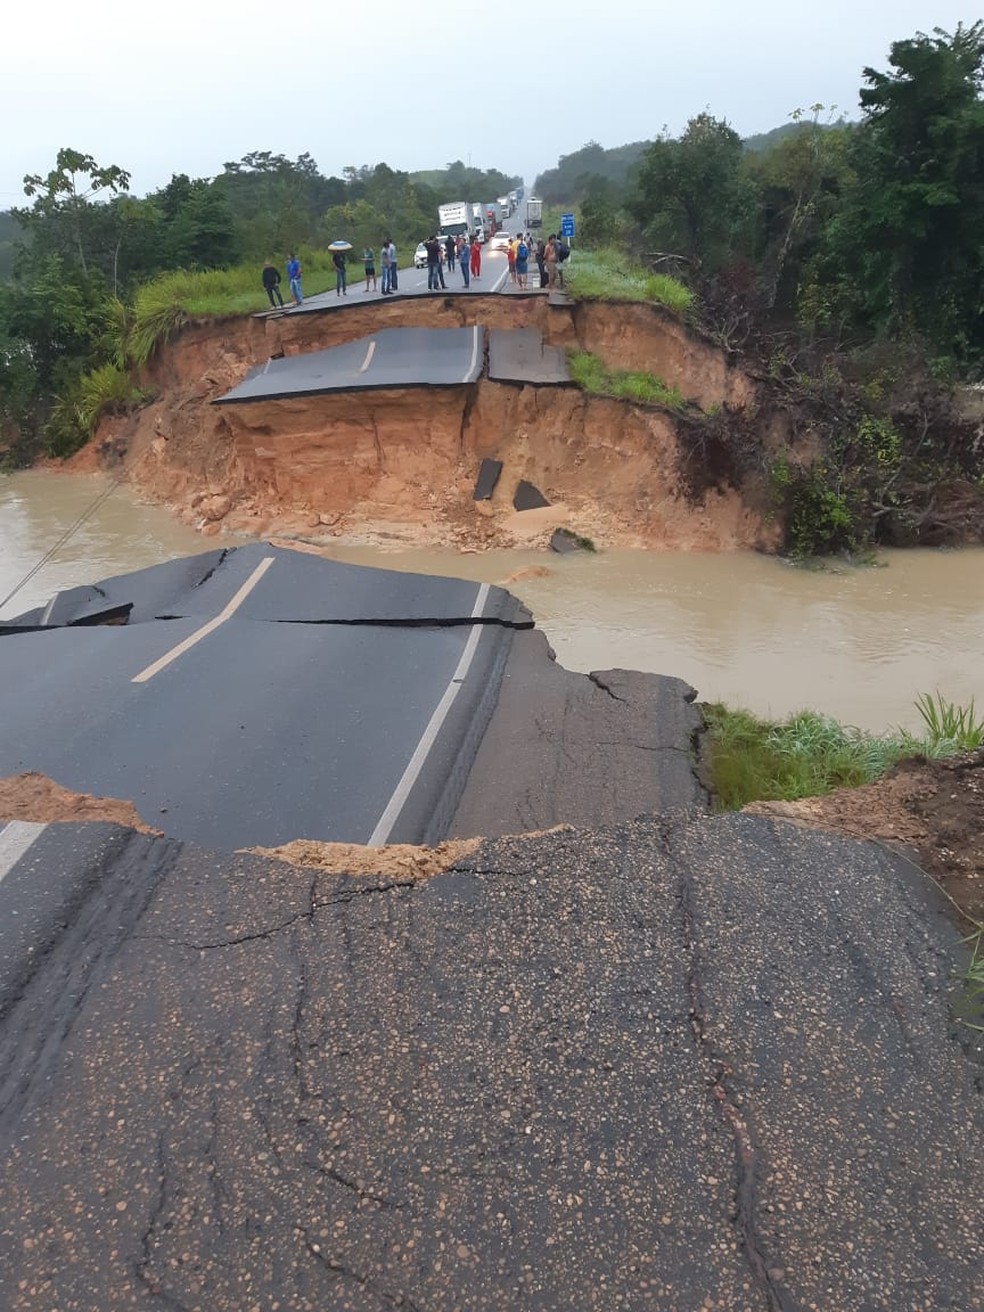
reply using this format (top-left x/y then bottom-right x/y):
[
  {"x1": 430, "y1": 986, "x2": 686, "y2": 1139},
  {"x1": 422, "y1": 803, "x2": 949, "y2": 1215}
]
[{"x1": 132, "y1": 556, "x2": 275, "y2": 684}]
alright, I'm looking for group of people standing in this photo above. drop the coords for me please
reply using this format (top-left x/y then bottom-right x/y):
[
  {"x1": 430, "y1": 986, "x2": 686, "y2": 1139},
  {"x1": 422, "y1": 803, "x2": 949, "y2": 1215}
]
[
  {"x1": 508, "y1": 234, "x2": 568, "y2": 289},
  {"x1": 362, "y1": 239, "x2": 400, "y2": 294},
  {"x1": 261, "y1": 253, "x2": 304, "y2": 308},
  {"x1": 261, "y1": 228, "x2": 568, "y2": 310},
  {"x1": 422, "y1": 233, "x2": 483, "y2": 290}
]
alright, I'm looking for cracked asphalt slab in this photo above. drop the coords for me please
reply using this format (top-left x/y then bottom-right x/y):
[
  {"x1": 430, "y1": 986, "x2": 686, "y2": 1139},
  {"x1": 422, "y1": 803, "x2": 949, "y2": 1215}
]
[
  {"x1": 1, "y1": 815, "x2": 980, "y2": 1310},
  {"x1": 0, "y1": 546, "x2": 533, "y2": 849}
]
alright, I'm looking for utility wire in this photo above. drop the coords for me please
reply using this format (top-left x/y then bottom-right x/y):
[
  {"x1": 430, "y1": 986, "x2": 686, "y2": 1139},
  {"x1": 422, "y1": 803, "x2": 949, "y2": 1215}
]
[{"x1": 0, "y1": 478, "x2": 121, "y2": 616}]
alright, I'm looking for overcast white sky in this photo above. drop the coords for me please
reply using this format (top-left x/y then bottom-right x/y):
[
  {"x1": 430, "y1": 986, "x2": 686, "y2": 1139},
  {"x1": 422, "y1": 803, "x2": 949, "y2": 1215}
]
[{"x1": 2, "y1": 2, "x2": 976, "y2": 203}]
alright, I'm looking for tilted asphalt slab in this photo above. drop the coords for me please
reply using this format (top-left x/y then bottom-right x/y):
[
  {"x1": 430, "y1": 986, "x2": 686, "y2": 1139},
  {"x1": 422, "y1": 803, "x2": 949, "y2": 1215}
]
[
  {"x1": 451, "y1": 629, "x2": 706, "y2": 835},
  {"x1": 488, "y1": 327, "x2": 571, "y2": 385},
  {"x1": 0, "y1": 815, "x2": 980, "y2": 1310},
  {"x1": 215, "y1": 326, "x2": 485, "y2": 404},
  {"x1": 0, "y1": 547, "x2": 528, "y2": 849}
]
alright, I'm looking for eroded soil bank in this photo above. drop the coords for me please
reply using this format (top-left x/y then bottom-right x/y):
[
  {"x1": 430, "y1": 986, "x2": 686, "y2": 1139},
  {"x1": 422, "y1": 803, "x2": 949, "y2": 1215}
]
[{"x1": 77, "y1": 296, "x2": 786, "y2": 550}]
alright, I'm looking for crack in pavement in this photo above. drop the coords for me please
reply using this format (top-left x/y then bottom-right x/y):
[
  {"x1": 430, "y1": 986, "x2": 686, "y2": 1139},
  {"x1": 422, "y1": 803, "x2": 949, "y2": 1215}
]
[
  {"x1": 587, "y1": 671, "x2": 628, "y2": 702},
  {"x1": 675, "y1": 844, "x2": 802, "y2": 1312},
  {"x1": 191, "y1": 549, "x2": 229, "y2": 590},
  {"x1": 142, "y1": 878, "x2": 420, "y2": 950},
  {"x1": 298, "y1": 1226, "x2": 422, "y2": 1310}
]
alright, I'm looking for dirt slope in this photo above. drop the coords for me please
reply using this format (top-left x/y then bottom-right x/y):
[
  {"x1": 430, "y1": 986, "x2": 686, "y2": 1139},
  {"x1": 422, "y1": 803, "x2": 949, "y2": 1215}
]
[{"x1": 80, "y1": 296, "x2": 783, "y2": 550}]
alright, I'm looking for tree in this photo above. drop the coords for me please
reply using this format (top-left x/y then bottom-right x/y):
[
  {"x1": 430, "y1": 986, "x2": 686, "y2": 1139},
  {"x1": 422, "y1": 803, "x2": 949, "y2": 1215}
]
[
  {"x1": 750, "y1": 107, "x2": 853, "y2": 310},
  {"x1": 630, "y1": 114, "x2": 755, "y2": 272},
  {"x1": 806, "y1": 24, "x2": 984, "y2": 361},
  {"x1": 18, "y1": 148, "x2": 131, "y2": 275}
]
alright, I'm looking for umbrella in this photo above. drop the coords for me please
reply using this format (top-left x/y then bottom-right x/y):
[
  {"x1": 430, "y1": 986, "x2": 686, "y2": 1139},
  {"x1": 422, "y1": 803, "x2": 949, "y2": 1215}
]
[{"x1": 328, "y1": 240, "x2": 353, "y2": 251}]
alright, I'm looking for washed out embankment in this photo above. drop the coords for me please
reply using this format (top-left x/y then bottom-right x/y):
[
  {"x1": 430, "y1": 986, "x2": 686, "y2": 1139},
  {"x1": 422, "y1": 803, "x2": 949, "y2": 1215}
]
[{"x1": 78, "y1": 296, "x2": 789, "y2": 550}]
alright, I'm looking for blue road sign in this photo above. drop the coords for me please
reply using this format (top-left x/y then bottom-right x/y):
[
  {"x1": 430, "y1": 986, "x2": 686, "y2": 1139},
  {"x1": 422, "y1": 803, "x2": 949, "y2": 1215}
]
[{"x1": 561, "y1": 213, "x2": 575, "y2": 238}]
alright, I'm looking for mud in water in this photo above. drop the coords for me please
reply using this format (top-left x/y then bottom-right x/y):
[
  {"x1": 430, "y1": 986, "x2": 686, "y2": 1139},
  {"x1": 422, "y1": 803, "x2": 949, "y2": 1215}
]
[
  {"x1": 320, "y1": 541, "x2": 984, "y2": 734},
  {"x1": 2, "y1": 470, "x2": 982, "y2": 733}
]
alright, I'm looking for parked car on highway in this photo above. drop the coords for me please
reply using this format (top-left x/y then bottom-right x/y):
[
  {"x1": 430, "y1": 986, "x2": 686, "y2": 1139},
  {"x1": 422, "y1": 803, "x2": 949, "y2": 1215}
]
[
  {"x1": 414, "y1": 242, "x2": 429, "y2": 269},
  {"x1": 489, "y1": 231, "x2": 511, "y2": 252}
]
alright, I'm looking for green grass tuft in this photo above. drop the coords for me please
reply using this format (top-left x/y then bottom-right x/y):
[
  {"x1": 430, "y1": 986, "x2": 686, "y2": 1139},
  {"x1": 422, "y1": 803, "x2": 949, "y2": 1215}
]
[
  {"x1": 127, "y1": 250, "x2": 343, "y2": 362},
  {"x1": 913, "y1": 692, "x2": 984, "y2": 753},
  {"x1": 702, "y1": 704, "x2": 905, "y2": 811},
  {"x1": 568, "y1": 350, "x2": 686, "y2": 410},
  {"x1": 704, "y1": 692, "x2": 983, "y2": 813},
  {"x1": 565, "y1": 248, "x2": 693, "y2": 314},
  {"x1": 46, "y1": 363, "x2": 151, "y2": 457}
]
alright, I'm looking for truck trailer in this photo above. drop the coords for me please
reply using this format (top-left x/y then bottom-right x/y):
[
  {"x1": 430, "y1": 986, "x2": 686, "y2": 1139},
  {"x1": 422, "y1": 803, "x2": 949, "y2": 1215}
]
[{"x1": 437, "y1": 201, "x2": 472, "y2": 236}]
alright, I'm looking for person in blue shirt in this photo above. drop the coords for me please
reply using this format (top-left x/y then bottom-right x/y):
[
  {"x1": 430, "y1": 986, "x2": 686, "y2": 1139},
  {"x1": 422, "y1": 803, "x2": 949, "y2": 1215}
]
[{"x1": 286, "y1": 253, "x2": 303, "y2": 305}]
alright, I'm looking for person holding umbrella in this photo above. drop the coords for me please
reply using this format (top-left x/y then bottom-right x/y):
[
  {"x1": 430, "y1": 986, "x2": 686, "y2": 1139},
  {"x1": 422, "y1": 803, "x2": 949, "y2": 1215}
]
[{"x1": 329, "y1": 240, "x2": 351, "y2": 296}]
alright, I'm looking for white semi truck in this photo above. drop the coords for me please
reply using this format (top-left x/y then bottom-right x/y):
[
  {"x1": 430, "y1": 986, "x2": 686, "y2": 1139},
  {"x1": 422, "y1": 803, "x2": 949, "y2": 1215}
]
[
  {"x1": 470, "y1": 202, "x2": 487, "y2": 241},
  {"x1": 437, "y1": 201, "x2": 472, "y2": 237}
]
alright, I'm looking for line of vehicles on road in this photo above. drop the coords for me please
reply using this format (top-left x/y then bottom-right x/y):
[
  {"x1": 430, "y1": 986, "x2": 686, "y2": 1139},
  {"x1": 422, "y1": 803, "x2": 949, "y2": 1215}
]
[{"x1": 414, "y1": 188, "x2": 542, "y2": 268}]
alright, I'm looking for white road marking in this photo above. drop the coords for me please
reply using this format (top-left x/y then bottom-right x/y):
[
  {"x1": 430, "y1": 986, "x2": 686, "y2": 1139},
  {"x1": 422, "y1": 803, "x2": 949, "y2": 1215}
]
[
  {"x1": 39, "y1": 595, "x2": 58, "y2": 626},
  {"x1": 464, "y1": 325, "x2": 481, "y2": 382},
  {"x1": 491, "y1": 268, "x2": 509, "y2": 294},
  {"x1": 359, "y1": 340, "x2": 377, "y2": 373},
  {"x1": 367, "y1": 583, "x2": 491, "y2": 845},
  {"x1": 0, "y1": 821, "x2": 47, "y2": 884},
  {"x1": 132, "y1": 556, "x2": 276, "y2": 684}
]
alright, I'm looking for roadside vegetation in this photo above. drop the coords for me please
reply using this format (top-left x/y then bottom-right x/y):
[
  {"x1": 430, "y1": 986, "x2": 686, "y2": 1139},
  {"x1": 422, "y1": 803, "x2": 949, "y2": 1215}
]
[
  {"x1": 564, "y1": 248, "x2": 692, "y2": 314},
  {"x1": 567, "y1": 350, "x2": 686, "y2": 409},
  {"x1": 703, "y1": 693, "x2": 984, "y2": 812},
  {"x1": 535, "y1": 23, "x2": 984, "y2": 557}
]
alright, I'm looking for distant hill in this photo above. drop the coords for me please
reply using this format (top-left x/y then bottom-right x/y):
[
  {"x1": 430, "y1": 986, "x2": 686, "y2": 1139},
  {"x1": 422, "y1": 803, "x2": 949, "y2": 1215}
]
[
  {"x1": 534, "y1": 122, "x2": 853, "y2": 204},
  {"x1": 743, "y1": 119, "x2": 851, "y2": 153},
  {"x1": 534, "y1": 140, "x2": 649, "y2": 204}
]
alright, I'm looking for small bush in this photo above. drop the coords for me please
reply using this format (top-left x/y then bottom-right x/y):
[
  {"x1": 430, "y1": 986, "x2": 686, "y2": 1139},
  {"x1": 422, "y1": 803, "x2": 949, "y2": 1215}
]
[{"x1": 46, "y1": 364, "x2": 150, "y2": 458}]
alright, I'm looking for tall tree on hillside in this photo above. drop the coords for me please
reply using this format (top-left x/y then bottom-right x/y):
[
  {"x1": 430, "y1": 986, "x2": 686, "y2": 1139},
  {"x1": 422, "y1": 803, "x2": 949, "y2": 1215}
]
[
  {"x1": 750, "y1": 107, "x2": 853, "y2": 310},
  {"x1": 629, "y1": 114, "x2": 754, "y2": 272},
  {"x1": 17, "y1": 149, "x2": 131, "y2": 276},
  {"x1": 806, "y1": 24, "x2": 984, "y2": 359}
]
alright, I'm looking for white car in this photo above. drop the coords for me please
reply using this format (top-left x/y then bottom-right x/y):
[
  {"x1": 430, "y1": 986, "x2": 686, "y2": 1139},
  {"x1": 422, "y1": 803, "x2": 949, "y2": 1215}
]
[
  {"x1": 414, "y1": 242, "x2": 429, "y2": 269},
  {"x1": 489, "y1": 231, "x2": 512, "y2": 253}
]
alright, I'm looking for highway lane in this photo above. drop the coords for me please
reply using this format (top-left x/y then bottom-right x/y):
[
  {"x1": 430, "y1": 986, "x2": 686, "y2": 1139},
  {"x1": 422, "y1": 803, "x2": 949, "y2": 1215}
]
[
  {"x1": 6, "y1": 543, "x2": 525, "y2": 628},
  {"x1": 274, "y1": 244, "x2": 514, "y2": 317},
  {"x1": 0, "y1": 548, "x2": 526, "y2": 849},
  {"x1": 264, "y1": 196, "x2": 541, "y2": 318}
]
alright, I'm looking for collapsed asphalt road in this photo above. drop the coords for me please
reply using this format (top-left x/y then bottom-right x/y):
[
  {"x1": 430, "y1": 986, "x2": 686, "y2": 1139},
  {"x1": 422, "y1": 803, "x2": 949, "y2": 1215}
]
[
  {"x1": 0, "y1": 545, "x2": 705, "y2": 849},
  {"x1": 0, "y1": 814, "x2": 980, "y2": 1310}
]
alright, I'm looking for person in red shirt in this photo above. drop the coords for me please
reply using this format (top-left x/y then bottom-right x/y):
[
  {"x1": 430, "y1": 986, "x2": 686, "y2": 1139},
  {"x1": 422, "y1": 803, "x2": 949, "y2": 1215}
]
[
  {"x1": 507, "y1": 237, "x2": 517, "y2": 283},
  {"x1": 470, "y1": 235, "x2": 481, "y2": 280}
]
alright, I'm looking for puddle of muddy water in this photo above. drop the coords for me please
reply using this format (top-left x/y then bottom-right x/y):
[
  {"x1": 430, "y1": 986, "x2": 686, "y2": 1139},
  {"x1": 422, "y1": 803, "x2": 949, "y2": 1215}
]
[{"x1": 1, "y1": 470, "x2": 982, "y2": 733}]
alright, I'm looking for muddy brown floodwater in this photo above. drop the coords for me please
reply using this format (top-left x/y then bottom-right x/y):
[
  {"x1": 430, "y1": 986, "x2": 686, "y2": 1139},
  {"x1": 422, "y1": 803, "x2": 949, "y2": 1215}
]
[{"x1": 2, "y1": 470, "x2": 982, "y2": 733}]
